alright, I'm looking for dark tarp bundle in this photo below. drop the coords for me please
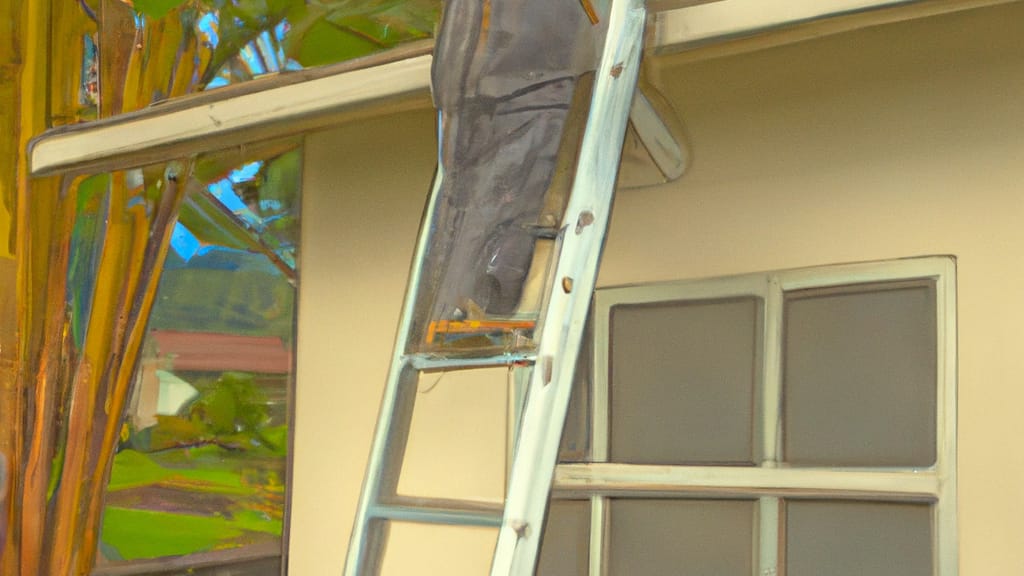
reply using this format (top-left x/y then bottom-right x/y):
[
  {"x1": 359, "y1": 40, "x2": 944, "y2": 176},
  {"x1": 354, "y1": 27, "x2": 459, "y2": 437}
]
[{"x1": 420, "y1": 0, "x2": 604, "y2": 332}]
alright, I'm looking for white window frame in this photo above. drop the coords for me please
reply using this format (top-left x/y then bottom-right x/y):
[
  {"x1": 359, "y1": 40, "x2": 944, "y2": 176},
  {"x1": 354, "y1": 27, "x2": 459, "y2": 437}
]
[{"x1": 553, "y1": 256, "x2": 957, "y2": 576}]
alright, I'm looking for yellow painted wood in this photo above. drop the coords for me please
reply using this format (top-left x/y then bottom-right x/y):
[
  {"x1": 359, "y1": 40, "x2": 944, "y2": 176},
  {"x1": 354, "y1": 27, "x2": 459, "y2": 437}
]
[{"x1": 2, "y1": 1, "x2": 54, "y2": 573}]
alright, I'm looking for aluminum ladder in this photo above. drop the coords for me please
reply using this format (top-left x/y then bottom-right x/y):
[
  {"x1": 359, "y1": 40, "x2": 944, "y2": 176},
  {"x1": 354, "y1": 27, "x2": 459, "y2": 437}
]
[{"x1": 344, "y1": 0, "x2": 648, "y2": 574}]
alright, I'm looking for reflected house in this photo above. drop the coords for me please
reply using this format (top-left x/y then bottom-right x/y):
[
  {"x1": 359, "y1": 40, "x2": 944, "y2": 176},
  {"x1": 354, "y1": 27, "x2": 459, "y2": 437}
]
[{"x1": 129, "y1": 330, "x2": 293, "y2": 431}]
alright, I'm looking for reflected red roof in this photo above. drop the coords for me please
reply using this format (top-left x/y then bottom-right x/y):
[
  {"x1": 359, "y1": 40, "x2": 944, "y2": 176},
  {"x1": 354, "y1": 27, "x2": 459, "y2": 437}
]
[{"x1": 150, "y1": 330, "x2": 292, "y2": 374}]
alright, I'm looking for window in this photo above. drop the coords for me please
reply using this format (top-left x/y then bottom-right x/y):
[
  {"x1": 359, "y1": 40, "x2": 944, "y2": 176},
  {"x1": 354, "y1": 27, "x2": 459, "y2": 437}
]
[{"x1": 544, "y1": 256, "x2": 957, "y2": 576}]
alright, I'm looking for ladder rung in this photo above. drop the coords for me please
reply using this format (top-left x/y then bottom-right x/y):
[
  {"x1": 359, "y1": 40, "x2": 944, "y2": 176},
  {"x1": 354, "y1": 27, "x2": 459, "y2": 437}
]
[
  {"x1": 407, "y1": 352, "x2": 536, "y2": 372},
  {"x1": 370, "y1": 497, "x2": 504, "y2": 527}
]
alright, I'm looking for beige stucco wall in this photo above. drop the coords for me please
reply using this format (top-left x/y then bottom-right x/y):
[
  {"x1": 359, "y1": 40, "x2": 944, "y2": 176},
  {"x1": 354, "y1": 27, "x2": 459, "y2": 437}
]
[
  {"x1": 290, "y1": 2, "x2": 1024, "y2": 574},
  {"x1": 291, "y1": 107, "x2": 507, "y2": 575}
]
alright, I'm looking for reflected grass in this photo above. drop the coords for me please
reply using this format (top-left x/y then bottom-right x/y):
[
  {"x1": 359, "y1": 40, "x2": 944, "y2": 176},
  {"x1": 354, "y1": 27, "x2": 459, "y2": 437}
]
[
  {"x1": 103, "y1": 445, "x2": 286, "y2": 560},
  {"x1": 101, "y1": 506, "x2": 281, "y2": 560}
]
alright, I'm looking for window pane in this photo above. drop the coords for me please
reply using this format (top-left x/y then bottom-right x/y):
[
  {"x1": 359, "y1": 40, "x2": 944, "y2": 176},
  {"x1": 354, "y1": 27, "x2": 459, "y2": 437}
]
[
  {"x1": 96, "y1": 139, "x2": 301, "y2": 569},
  {"x1": 786, "y1": 500, "x2": 933, "y2": 576},
  {"x1": 783, "y1": 282, "x2": 937, "y2": 467},
  {"x1": 608, "y1": 499, "x2": 755, "y2": 576},
  {"x1": 610, "y1": 298, "x2": 761, "y2": 464},
  {"x1": 538, "y1": 501, "x2": 590, "y2": 576}
]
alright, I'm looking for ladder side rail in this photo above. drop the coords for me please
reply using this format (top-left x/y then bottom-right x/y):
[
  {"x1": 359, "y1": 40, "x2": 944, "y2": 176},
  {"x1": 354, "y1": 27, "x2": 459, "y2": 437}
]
[
  {"x1": 490, "y1": 1, "x2": 648, "y2": 574},
  {"x1": 344, "y1": 162, "x2": 448, "y2": 576}
]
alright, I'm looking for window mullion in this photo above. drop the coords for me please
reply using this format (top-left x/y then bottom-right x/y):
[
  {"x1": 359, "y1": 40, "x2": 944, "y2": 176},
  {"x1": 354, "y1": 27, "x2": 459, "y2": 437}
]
[
  {"x1": 590, "y1": 291, "x2": 613, "y2": 576},
  {"x1": 592, "y1": 291, "x2": 612, "y2": 465},
  {"x1": 589, "y1": 495, "x2": 608, "y2": 576},
  {"x1": 762, "y1": 273, "x2": 784, "y2": 466},
  {"x1": 757, "y1": 497, "x2": 781, "y2": 576},
  {"x1": 756, "y1": 275, "x2": 784, "y2": 576}
]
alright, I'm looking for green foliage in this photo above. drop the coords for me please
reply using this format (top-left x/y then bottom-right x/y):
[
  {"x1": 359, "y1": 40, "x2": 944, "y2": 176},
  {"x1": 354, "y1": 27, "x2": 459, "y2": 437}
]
[
  {"x1": 103, "y1": 506, "x2": 236, "y2": 559},
  {"x1": 124, "y1": 371, "x2": 284, "y2": 454},
  {"x1": 259, "y1": 424, "x2": 289, "y2": 456},
  {"x1": 107, "y1": 449, "x2": 172, "y2": 491},
  {"x1": 259, "y1": 150, "x2": 300, "y2": 212},
  {"x1": 193, "y1": 0, "x2": 440, "y2": 82},
  {"x1": 232, "y1": 509, "x2": 284, "y2": 534},
  {"x1": 130, "y1": 0, "x2": 442, "y2": 90},
  {"x1": 138, "y1": 414, "x2": 208, "y2": 452},
  {"x1": 190, "y1": 372, "x2": 270, "y2": 436},
  {"x1": 199, "y1": 0, "x2": 295, "y2": 85},
  {"x1": 293, "y1": 16, "x2": 380, "y2": 67},
  {"x1": 177, "y1": 191, "x2": 263, "y2": 253},
  {"x1": 178, "y1": 144, "x2": 300, "y2": 275},
  {"x1": 108, "y1": 448, "x2": 252, "y2": 494},
  {"x1": 148, "y1": 264, "x2": 295, "y2": 339},
  {"x1": 286, "y1": 0, "x2": 438, "y2": 67}
]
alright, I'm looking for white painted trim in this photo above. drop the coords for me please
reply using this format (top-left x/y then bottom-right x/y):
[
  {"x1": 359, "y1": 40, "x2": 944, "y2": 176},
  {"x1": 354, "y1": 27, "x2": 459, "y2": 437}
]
[
  {"x1": 776, "y1": 256, "x2": 951, "y2": 291},
  {"x1": 592, "y1": 291, "x2": 611, "y2": 465},
  {"x1": 597, "y1": 273, "x2": 768, "y2": 308},
  {"x1": 757, "y1": 497, "x2": 780, "y2": 576},
  {"x1": 654, "y1": 0, "x2": 914, "y2": 47},
  {"x1": 30, "y1": 55, "x2": 433, "y2": 176},
  {"x1": 628, "y1": 90, "x2": 688, "y2": 181},
  {"x1": 588, "y1": 496, "x2": 607, "y2": 576},
  {"x1": 652, "y1": 0, "x2": 1017, "y2": 56},
  {"x1": 762, "y1": 276, "x2": 783, "y2": 466},
  {"x1": 935, "y1": 258, "x2": 959, "y2": 576},
  {"x1": 554, "y1": 464, "x2": 941, "y2": 499},
  {"x1": 647, "y1": 0, "x2": 726, "y2": 11}
]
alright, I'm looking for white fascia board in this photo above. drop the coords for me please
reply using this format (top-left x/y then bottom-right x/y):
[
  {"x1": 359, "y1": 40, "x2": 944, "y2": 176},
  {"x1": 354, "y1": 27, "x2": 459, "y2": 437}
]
[
  {"x1": 30, "y1": 54, "x2": 434, "y2": 176},
  {"x1": 654, "y1": 0, "x2": 914, "y2": 47},
  {"x1": 653, "y1": 0, "x2": 1018, "y2": 53}
]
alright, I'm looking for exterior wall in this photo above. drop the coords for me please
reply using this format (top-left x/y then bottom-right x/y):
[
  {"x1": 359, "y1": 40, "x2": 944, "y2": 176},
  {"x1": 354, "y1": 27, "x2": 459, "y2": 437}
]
[
  {"x1": 291, "y1": 3, "x2": 1024, "y2": 574},
  {"x1": 291, "y1": 109, "x2": 507, "y2": 575}
]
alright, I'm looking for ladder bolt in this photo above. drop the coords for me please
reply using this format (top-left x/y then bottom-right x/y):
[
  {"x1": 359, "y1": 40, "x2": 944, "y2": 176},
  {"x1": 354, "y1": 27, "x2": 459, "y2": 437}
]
[
  {"x1": 510, "y1": 520, "x2": 530, "y2": 538},
  {"x1": 542, "y1": 356, "x2": 553, "y2": 385},
  {"x1": 575, "y1": 211, "x2": 595, "y2": 234},
  {"x1": 610, "y1": 63, "x2": 624, "y2": 78},
  {"x1": 561, "y1": 277, "x2": 574, "y2": 293}
]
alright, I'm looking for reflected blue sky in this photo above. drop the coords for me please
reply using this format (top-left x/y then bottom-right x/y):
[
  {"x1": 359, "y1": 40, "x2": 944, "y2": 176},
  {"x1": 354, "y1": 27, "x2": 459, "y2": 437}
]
[
  {"x1": 199, "y1": 13, "x2": 300, "y2": 89},
  {"x1": 170, "y1": 159, "x2": 297, "y2": 268}
]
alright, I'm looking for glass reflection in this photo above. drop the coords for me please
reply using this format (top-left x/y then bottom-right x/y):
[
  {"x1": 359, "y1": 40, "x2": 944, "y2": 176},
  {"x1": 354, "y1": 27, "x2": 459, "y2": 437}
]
[{"x1": 94, "y1": 139, "x2": 301, "y2": 569}]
